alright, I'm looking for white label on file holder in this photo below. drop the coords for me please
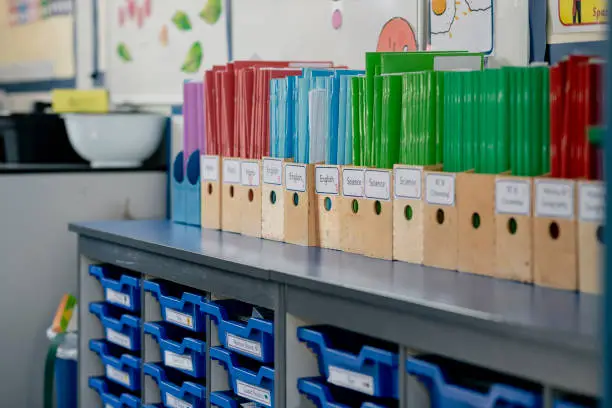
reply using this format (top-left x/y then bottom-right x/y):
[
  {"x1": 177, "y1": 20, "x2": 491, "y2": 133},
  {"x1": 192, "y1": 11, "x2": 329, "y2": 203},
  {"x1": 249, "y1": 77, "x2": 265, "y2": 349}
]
[
  {"x1": 342, "y1": 169, "x2": 365, "y2": 198},
  {"x1": 105, "y1": 404, "x2": 113, "y2": 408},
  {"x1": 165, "y1": 307, "x2": 194, "y2": 329},
  {"x1": 223, "y1": 160, "x2": 241, "y2": 184},
  {"x1": 535, "y1": 180, "x2": 575, "y2": 219},
  {"x1": 241, "y1": 161, "x2": 260, "y2": 187},
  {"x1": 164, "y1": 350, "x2": 194, "y2": 372},
  {"x1": 365, "y1": 170, "x2": 391, "y2": 201},
  {"x1": 201, "y1": 155, "x2": 219, "y2": 182},
  {"x1": 236, "y1": 380, "x2": 272, "y2": 406},
  {"x1": 285, "y1": 164, "x2": 307, "y2": 192},
  {"x1": 107, "y1": 328, "x2": 132, "y2": 349},
  {"x1": 315, "y1": 166, "x2": 339, "y2": 195},
  {"x1": 496, "y1": 179, "x2": 531, "y2": 216},
  {"x1": 425, "y1": 174, "x2": 455, "y2": 206},
  {"x1": 327, "y1": 365, "x2": 375, "y2": 396},
  {"x1": 166, "y1": 393, "x2": 193, "y2": 408},
  {"x1": 394, "y1": 168, "x2": 422, "y2": 199},
  {"x1": 106, "y1": 288, "x2": 131, "y2": 308},
  {"x1": 579, "y1": 183, "x2": 605, "y2": 222},
  {"x1": 226, "y1": 333, "x2": 262, "y2": 358},
  {"x1": 106, "y1": 365, "x2": 131, "y2": 387},
  {"x1": 263, "y1": 158, "x2": 283, "y2": 185}
]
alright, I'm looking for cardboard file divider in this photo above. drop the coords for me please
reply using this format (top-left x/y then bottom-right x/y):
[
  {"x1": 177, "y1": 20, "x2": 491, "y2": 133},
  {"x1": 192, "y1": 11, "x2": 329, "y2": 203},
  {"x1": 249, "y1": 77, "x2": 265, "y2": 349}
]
[
  {"x1": 200, "y1": 155, "x2": 222, "y2": 229},
  {"x1": 533, "y1": 177, "x2": 578, "y2": 290},
  {"x1": 262, "y1": 157, "x2": 287, "y2": 241},
  {"x1": 393, "y1": 165, "x2": 440, "y2": 264},
  {"x1": 422, "y1": 171, "x2": 458, "y2": 270},
  {"x1": 341, "y1": 167, "x2": 393, "y2": 260},
  {"x1": 240, "y1": 159, "x2": 262, "y2": 238},
  {"x1": 494, "y1": 176, "x2": 533, "y2": 283},
  {"x1": 577, "y1": 180, "x2": 604, "y2": 293},
  {"x1": 221, "y1": 157, "x2": 242, "y2": 233},
  {"x1": 456, "y1": 172, "x2": 496, "y2": 277},
  {"x1": 284, "y1": 163, "x2": 319, "y2": 247},
  {"x1": 316, "y1": 165, "x2": 343, "y2": 250}
]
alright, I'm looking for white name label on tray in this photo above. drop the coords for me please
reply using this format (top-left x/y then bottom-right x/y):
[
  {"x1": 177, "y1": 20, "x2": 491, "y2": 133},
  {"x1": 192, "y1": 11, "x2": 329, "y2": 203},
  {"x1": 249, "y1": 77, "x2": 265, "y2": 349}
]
[
  {"x1": 241, "y1": 403, "x2": 257, "y2": 408},
  {"x1": 236, "y1": 380, "x2": 272, "y2": 407},
  {"x1": 226, "y1": 333, "x2": 263, "y2": 358},
  {"x1": 579, "y1": 183, "x2": 605, "y2": 223},
  {"x1": 107, "y1": 328, "x2": 132, "y2": 350},
  {"x1": 342, "y1": 169, "x2": 365, "y2": 198},
  {"x1": 327, "y1": 365, "x2": 375, "y2": 396},
  {"x1": 425, "y1": 174, "x2": 455, "y2": 206},
  {"x1": 201, "y1": 155, "x2": 219, "y2": 182},
  {"x1": 365, "y1": 170, "x2": 391, "y2": 201},
  {"x1": 394, "y1": 168, "x2": 422, "y2": 199},
  {"x1": 241, "y1": 161, "x2": 261, "y2": 187},
  {"x1": 263, "y1": 158, "x2": 283, "y2": 185},
  {"x1": 285, "y1": 164, "x2": 307, "y2": 192},
  {"x1": 106, "y1": 288, "x2": 131, "y2": 308},
  {"x1": 165, "y1": 307, "x2": 194, "y2": 329},
  {"x1": 166, "y1": 393, "x2": 193, "y2": 408},
  {"x1": 535, "y1": 180, "x2": 575, "y2": 219},
  {"x1": 106, "y1": 365, "x2": 130, "y2": 388},
  {"x1": 223, "y1": 160, "x2": 241, "y2": 184},
  {"x1": 315, "y1": 166, "x2": 339, "y2": 195},
  {"x1": 164, "y1": 350, "x2": 194, "y2": 372},
  {"x1": 495, "y1": 179, "x2": 531, "y2": 216}
]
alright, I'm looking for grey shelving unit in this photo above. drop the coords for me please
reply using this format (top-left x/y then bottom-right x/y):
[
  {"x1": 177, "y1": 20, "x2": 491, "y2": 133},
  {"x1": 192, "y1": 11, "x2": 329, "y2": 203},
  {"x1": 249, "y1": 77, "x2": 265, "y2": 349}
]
[{"x1": 71, "y1": 219, "x2": 600, "y2": 408}]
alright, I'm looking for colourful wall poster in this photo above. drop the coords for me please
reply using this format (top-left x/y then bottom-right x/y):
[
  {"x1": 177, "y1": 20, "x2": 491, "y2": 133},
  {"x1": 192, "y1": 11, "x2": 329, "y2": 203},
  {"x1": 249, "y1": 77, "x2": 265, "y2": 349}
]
[
  {"x1": 558, "y1": 0, "x2": 607, "y2": 26},
  {"x1": 430, "y1": 0, "x2": 494, "y2": 54},
  {"x1": 105, "y1": 0, "x2": 229, "y2": 104},
  {"x1": 232, "y1": 0, "x2": 418, "y2": 70}
]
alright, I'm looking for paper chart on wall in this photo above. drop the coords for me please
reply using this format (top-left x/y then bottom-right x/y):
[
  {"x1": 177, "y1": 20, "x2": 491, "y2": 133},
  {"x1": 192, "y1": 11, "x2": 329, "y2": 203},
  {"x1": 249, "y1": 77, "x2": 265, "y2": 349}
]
[
  {"x1": 429, "y1": 0, "x2": 494, "y2": 55},
  {"x1": 106, "y1": 0, "x2": 229, "y2": 104},
  {"x1": 231, "y1": 0, "x2": 419, "y2": 70},
  {"x1": 549, "y1": 0, "x2": 607, "y2": 34}
]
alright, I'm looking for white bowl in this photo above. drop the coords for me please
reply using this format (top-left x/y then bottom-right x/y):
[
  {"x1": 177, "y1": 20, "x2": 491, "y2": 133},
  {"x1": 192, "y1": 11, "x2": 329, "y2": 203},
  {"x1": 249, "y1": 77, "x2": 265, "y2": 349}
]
[{"x1": 63, "y1": 113, "x2": 166, "y2": 168}]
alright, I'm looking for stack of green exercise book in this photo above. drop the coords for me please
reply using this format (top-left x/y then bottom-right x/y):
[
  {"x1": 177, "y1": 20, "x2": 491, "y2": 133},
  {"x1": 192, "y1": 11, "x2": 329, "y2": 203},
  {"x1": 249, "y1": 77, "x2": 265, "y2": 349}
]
[
  {"x1": 352, "y1": 51, "x2": 484, "y2": 169},
  {"x1": 442, "y1": 66, "x2": 550, "y2": 176}
]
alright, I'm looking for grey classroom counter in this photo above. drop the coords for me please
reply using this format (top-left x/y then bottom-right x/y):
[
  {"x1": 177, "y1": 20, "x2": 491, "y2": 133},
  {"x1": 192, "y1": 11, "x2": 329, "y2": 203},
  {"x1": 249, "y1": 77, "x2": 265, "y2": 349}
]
[{"x1": 70, "y1": 219, "x2": 600, "y2": 397}]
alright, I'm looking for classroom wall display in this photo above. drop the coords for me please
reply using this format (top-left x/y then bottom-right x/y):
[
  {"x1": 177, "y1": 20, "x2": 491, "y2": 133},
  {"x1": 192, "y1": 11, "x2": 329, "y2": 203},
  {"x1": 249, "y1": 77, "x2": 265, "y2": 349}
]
[
  {"x1": 8, "y1": 0, "x2": 72, "y2": 26},
  {"x1": 548, "y1": 0, "x2": 607, "y2": 34},
  {"x1": 429, "y1": 0, "x2": 494, "y2": 54},
  {"x1": 105, "y1": 0, "x2": 229, "y2": 104},
  {"x1": 231, "y1": 0, "x2": 418, "y2": 70}
]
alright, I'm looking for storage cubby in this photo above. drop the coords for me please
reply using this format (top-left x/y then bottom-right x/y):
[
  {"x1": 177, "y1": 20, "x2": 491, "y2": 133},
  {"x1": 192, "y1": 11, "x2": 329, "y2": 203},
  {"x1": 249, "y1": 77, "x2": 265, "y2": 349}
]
[
  {"x1": 297, "y1": 325, "x2": 399, "y2": 399},
  {"x1": 90, "y1": 302, "x2": 141, "y2": 352},
  {"x1": 143, "y1": 280, "x2": 208, "y2": 332},
  {"x1": 144, "y1": 362, "x2": 207, "y2": 408},
  {"x1": 89, "y1": 377, "x2": 141, "y2": 408},
  {"x1": 298, "y1": 377, "x2": 398, "y2": 408},
  {"x1": 406, "y1": 355, "x2": 541, "y2": 407},
  {"x1": 89, "y1": 264, "x2": 141, "y2": 313},
  {"x1": 90, "y1": 339, "x2": 142, "y2": 392}
]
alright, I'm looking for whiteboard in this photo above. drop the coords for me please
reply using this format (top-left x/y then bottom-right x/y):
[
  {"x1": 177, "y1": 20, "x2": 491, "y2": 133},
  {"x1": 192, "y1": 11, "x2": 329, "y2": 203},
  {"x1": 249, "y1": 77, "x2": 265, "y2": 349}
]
[
  {"x1": 105, "y1": 0, "x2": 229, "y2": 104},
  {"x1": 231, "y1": 0, "x2": 419, "y2": 70}
]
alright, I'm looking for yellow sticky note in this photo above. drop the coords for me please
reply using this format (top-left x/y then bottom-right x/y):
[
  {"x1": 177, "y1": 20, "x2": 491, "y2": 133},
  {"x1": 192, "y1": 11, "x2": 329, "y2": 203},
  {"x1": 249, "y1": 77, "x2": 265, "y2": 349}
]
[
  {"x1": 52, "y1": 89, "x2": 110, "y2": 113},
  {"x1": 559, "y1": 0, "x2": 607, "y2": 25}
]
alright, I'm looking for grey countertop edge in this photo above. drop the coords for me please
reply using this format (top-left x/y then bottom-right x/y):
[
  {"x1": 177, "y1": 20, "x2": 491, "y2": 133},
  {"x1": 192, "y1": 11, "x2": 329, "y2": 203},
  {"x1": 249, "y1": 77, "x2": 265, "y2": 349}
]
[
  {"x1": 68, "y1": 221, "x2": 599, "y2": 356},
  {"x1": 68, "y1": 222, "x2": 272, "y2": 281}
]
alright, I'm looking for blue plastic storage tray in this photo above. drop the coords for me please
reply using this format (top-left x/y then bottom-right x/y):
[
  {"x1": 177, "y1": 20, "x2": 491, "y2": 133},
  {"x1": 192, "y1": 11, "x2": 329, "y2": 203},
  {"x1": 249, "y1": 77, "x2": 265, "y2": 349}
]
[
  {"x1": 204, "y1": 300, "x2": 274, "y2": 363},
  {"x1": 143, "y1": 281, "x2": 207, "y2": 332},
  {"x1": 297, "y1": 326, "x2": 398, "y2": 399},
  {"x1": 406, "y1": 357, "x2": 539, "y2": 408},
  {"x1": 90, "y1": 339, "x2": 141, "y2": 392},
  {"x1": 298, "y1": 377, "x2": 396, "y2": 408},
  {"x1": 144, "y1": 363, "x2": 207, "y2": 408},
  {"x1": 210, "y1": 391, "x2": 251, "y2": 408},
  {"x1": 144, "y1": 321, "x2": 206, "y2": 378},
  {"x1": 90, "y1": 302, "x2": 141, "y2": 352},
  {"x1": 210, "y1": 347, "x2": 275, "y2": 407},
  {"x1": 89, "y1": 377, "x2": 141, "y2": 408},
  {"x1": 89, "y1": 265, "x2": 141, "y2": 312}
]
